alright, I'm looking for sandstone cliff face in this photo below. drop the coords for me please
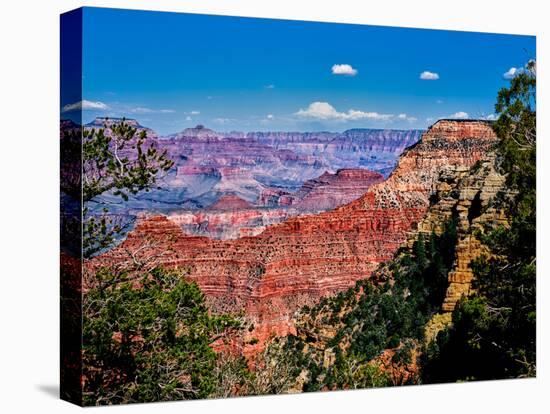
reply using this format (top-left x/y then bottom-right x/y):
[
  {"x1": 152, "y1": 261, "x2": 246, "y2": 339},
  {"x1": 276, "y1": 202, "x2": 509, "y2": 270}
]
[
  {"x1": 207, "y1": 195, "x2": 253, "y2": 211},
  {"x1": 330, "y1": 128, "x2": 423, "y2": 155},
  {"x1": 249, "y1": 129, "x2": 423, "y2": 167},
  {"x1": 282, "y1": 134, "x2": 507, "y2": 387},
  {"x1": 89, "y1": 120, "x2": 498, "y2": 356},
  {"x1": 412, "y1": 154, "x2": 508, "y2": 312}
]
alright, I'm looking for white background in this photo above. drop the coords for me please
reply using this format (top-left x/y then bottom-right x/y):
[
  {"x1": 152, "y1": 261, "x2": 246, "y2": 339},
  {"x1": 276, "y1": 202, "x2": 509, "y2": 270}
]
[{"x1": 0, "y1": 0, "x2": 548, "y2": 412}]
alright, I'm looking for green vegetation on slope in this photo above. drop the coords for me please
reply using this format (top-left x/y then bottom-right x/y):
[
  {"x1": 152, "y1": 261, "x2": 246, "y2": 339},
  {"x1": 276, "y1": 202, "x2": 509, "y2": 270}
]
[
  {"x1": 422, "y1": 60, "x2": 536, "y2": 382},
  {"x1": 264, "y1": 219, "x2": 459, "y2": 391},
  {"x1": 78, "y1": 119, "x2": 252, "y2": 405},
  {"x1": 83, "y1": 267, "x2": 243, "y2": 405}
]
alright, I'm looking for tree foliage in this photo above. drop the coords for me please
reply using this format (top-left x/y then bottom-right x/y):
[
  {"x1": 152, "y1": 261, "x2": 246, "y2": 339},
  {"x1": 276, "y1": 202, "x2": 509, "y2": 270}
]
[
  {"x1": 82, "y1": 118, "x2": 174, "y2": 258},
  {"x1": 83, "y1": 267, "x2": 242, "y2": 405},
  {"x1": 82, "y1": 119, "x2": 173, "y2": 203},
  {"x1": 423, "y1": 59, "x2": 536, "y2": 382}
]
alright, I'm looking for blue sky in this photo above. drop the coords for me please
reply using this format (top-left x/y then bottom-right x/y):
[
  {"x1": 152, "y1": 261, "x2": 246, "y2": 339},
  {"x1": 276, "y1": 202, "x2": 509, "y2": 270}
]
[{"x1": 61, "y1": 7, "x2": 535, "y2": 135}]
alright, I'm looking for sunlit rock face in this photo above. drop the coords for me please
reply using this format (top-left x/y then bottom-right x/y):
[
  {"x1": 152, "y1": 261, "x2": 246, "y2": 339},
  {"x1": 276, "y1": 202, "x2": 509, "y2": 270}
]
[{"x1": 90, "y1": 120, "x2": 498, "y2": 357}]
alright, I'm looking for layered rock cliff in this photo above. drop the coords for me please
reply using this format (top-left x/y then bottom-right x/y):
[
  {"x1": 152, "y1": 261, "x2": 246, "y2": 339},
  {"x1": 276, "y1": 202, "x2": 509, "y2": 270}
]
[
  {"x1": 260, "y1": 169, "x2": 384, "y2": 211},
  {"x1": 89, "y1": 120, "x2": 498, "y2": 357},
  {"x1": 412, "y1": 154, "x2": 508, "y2": 312},
  {"x1": 167, "y1": 205, "x2": 293, "y2": 240},
  {"x1": 249, "y1": 128, "x2": 423, "y2": 157}
]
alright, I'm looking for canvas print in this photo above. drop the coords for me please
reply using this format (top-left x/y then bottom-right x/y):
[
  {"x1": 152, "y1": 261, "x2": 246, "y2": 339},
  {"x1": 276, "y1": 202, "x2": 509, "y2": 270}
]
[{"x1": 60, "y1": 7, "x2": 536, "y2": 406}]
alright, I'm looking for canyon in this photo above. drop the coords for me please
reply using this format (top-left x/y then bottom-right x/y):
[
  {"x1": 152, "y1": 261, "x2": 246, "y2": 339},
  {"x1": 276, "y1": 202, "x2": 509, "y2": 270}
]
[
  {"x1": 167, "y1": 169, "x2": 384, "y2": 239},
  {"x1": 89, "y1": 119, "x2": 498, "y2": 357},
  {"x1": 284, "y1": 128, "x2": 509, "y2": 387},
  {"x1": 86, "y1": 120, "x2": 422, "y2": 231}
]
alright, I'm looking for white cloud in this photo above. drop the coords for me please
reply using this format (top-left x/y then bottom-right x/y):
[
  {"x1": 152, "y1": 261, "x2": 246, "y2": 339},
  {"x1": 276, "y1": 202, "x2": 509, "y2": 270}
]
[
  {"x1": 62, "y1": 101, "x2": 176, "y2": 116},
  {"x1": 430, "y1": 111, "x2": 470, "y2": 122},
  {"x1": 131, "y1": 107, "x2": 175, "y2": 114},
  {"x1": 185, "y1": 116, "x2": 192, "y2": 121},
  {"x1": 503, "y1": 67, "x2": 520, "y2": 80},
  {"x1": 398, "y1": 113, "x2": 418, "y2": 122},
  {"x1": 213, "y1": 117, "x2": 234, "y2": 124},
  {"x1": 295, "y1": 102, "x2": 392, "y2": 121},
  {"x1": 266, "y1": 114, "x2": 274, "y2": 120},
  {"x1": 62, "y1": 100, "x2": 108, "y2": 113},
  {"x1": 189, "y1": 110, "x2": 200, "y2": 115},
  {"x1": 448, "y1": 111, "x2": 469, "y2": 119},
  {"x1": 331, "y1": 64, "x2": 358, "y2": 76},
  {"x1": 131, "y1": 107, "x2": 153, "y2": 114},
  {"x1": 420, "y1": 71, "x2": 440, "y2": 80}
]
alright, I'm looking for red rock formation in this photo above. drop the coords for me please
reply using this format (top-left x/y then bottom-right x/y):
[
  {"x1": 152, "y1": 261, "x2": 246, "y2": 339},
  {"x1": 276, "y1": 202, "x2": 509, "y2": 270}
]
[
  {"x1": 207, "y1": 195, "x2": 253, "y2": 211},
  {"x1": 176, "y1": 165, "x2": 219, "y2": 176},
  {"x1": 168, "y1": 206, "x2": 293, "y2": 240},
  {"x1": 285, "y1": 168, "x2": 384, "y2": 211},
  {"x1": 258, "y1": 188, "x2": 293, "y2": 207},
  {"x1": 90, "y1": 120, "x2": 498, "y2": 358},
  {"x1": 170, "y1": 168, "x2": 384, "y2": 239}
]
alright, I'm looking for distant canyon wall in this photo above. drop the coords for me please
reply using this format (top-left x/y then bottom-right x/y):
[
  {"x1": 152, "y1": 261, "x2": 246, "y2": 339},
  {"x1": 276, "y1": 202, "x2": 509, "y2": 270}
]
[{"x1": 86, "y1": 121, "x2": 423, "y2": 215}]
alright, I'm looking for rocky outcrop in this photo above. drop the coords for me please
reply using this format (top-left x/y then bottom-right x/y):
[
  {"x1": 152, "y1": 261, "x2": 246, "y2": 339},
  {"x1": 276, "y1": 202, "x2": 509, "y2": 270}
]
[
  {"x1": 278, "y1": 127, "x2": 506, "y2": 389},
  {"x1": 168, "y1": 205, "x2": 294, "y2": 239},
  {"x1": 155, "y1": 134, "x2": 326, "y2": 208},
  {"x1": 207, "y1": 195, "x2": 253, "y2": 211},
  {"x1": 412, "y1": 154, "x2": 508, "y2": 311},
  {"x1": 258, "y1": 188, "x2": 293, "y2": 207},
  {"x1": 90, "y1": 120, "x2": 498, "y2": 356},
  {"x1": 85, "y1": 117, "x2": 158, "y2": 139},
  {"x1": 330, "y1": 128, "x2": 423, "y2": 154},
  {"x1": 173, "y1": 124, "x2": 220, "y2": 139},
  {"x1": 261, "y1": 169, "x2": 384, "y2": 211},
  {"x1": 249, "y1": 129, "x2": 423, "y2": 179}
]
